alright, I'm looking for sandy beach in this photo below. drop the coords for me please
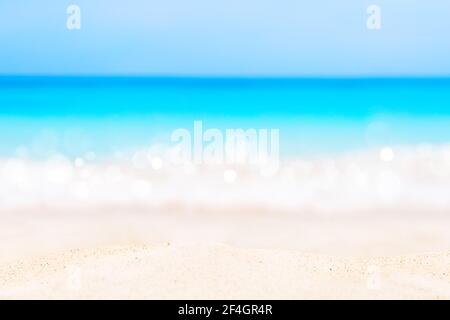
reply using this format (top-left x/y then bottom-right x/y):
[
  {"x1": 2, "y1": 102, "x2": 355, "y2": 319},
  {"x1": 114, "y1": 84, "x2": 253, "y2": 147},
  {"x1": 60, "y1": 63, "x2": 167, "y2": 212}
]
[
  {"x1": 1, "y1": 245, "x2": 450, "y2": 299},
  {"x1": 1, "y1": 210, "x2": 450, "y2": 299},
  {"x1": 1, "y1": 147, "x2": 450, "y2": 299}
]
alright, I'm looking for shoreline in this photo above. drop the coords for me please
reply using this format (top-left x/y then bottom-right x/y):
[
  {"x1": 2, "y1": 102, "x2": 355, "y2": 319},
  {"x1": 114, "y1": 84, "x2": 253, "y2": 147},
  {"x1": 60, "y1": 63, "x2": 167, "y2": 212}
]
[{"x1": 1, "y1": 144, "x2": 450, "y2": 299}]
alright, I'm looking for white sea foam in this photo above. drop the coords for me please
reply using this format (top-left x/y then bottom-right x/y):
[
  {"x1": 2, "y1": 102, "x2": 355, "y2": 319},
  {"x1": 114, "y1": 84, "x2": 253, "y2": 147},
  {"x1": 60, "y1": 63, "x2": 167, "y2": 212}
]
[{"x1": 1, "y1": 144, "x2": 450, "y2": 215}]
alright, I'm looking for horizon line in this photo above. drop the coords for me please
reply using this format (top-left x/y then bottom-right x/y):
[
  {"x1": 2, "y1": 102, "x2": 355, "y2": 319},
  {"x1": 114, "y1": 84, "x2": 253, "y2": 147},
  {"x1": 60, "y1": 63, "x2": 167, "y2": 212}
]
[{"x1": 1, "y1": 74, "x2": 450, "y2": 80}]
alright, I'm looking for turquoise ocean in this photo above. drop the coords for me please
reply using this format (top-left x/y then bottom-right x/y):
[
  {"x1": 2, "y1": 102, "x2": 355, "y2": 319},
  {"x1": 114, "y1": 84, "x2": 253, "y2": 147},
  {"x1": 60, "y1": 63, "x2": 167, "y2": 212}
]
[{"x1": 0, "y1": 77, "x2": 449, "y2": 159}]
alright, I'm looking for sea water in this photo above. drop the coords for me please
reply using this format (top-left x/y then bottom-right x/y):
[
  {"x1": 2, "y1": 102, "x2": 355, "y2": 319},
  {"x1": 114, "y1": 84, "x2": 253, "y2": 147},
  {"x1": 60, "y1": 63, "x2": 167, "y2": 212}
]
[{"x1": 0, "y1": 77, "x2": 449, "y2": 213}]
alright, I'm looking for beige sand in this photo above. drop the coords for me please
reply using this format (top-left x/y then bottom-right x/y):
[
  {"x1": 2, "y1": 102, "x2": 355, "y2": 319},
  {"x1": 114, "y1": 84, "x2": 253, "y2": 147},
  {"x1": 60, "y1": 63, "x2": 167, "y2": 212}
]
[
  {"x1": 1, "y1": 210, "x2": 450, "y2": 299},
  {"x1": 1, "y1": 244, "x2": 449, "y2": 299}
]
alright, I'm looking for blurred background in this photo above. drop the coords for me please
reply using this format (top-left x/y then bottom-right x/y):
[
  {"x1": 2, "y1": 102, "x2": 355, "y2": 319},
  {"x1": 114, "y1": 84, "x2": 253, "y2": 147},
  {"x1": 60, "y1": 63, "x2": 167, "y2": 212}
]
[{"x1": 0, "y1": 1, "x2": 450, "y2": 257}]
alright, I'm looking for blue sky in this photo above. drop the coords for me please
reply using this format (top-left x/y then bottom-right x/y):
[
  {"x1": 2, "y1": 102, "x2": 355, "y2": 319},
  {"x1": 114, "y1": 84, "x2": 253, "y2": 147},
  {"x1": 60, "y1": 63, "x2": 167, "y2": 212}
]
[{"x1": 0, "y1": 0, "x2": 450, "y2": 76}]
